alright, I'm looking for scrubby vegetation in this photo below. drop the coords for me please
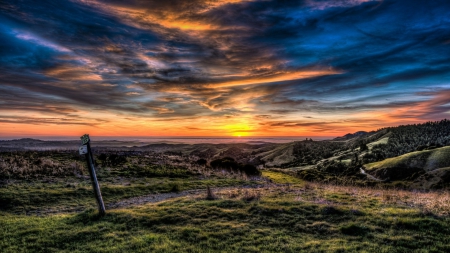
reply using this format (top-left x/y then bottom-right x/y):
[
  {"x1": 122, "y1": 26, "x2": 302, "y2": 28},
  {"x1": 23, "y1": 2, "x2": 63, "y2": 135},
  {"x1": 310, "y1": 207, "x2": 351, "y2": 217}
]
[
  {"x1": 210, "y1": 157, "x2": 261, "y2": 176},
  {"x1": 0, "y1": 151, "x2": 82, "y2": 179}
]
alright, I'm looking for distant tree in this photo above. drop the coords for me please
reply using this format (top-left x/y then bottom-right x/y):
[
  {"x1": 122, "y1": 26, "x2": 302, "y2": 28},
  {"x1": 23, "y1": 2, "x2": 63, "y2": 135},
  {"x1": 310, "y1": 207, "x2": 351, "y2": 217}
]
[
  {"x1": 352, "y1": 153, "x2": 359, "y2": 165},
  {"x1": 359, "y1": 143, "x2": 368, "y2": 152}
]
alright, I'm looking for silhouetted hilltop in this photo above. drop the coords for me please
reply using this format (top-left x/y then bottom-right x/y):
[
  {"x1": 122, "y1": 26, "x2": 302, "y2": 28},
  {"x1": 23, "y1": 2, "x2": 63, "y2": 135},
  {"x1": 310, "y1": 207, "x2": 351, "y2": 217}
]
[{"x1": 333, "y1": 131, "x2": 370, "y2": 141}]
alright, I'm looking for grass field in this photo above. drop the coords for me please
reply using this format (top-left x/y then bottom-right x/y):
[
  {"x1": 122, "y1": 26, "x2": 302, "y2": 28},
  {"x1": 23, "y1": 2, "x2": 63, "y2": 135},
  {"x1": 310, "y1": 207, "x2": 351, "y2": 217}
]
[
  {"x1": 2, "y1": 179, "x2": 450, "y2": 252},
  {"x1": 1, "y1": 152, "x2": 450, "y2": 252}
]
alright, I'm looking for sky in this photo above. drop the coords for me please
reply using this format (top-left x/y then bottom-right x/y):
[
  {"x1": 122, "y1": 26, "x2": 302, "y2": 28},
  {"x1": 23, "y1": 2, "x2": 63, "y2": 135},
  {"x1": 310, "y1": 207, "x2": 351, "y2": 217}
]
[{"x1": 1, "y1": 0, "x2": 450, "y2": 138}]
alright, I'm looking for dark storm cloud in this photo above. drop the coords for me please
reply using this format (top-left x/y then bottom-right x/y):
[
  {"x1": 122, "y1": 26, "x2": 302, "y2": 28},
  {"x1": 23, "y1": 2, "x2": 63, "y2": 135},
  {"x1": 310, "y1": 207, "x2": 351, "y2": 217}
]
[{"x1": 1, "y1": 0, "x2": 450, "y2": 131}]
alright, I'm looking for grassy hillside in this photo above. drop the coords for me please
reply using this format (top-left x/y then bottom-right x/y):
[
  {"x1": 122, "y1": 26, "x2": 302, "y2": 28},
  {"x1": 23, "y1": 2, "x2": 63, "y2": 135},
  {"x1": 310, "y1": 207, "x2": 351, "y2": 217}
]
[
  {"x1": 258, "y1": 142, "x2": 295, "y2": 167},
  {"x1": 365, "y1": 146, "x2": 450, "y2": 172},
  {"x1": 362, "y1": 146, "x2": 450, "y2": 188},
  {"x1": 366, "y1": 137, "x2": 389, "y2": 151},
  {"x1": 340, "y1": 120, "x2": 450, "y2": 162}
]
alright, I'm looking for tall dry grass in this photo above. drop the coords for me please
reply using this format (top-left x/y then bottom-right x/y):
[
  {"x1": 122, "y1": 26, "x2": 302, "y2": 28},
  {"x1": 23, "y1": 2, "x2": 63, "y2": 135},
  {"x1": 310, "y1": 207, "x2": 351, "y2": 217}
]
[
  {"x1": 213, "y1": 181, "x2": 450, "y2": 217},
  {"x1": 0, "y1": 154, "x2": 84, "y2": 179},
  {"x1": 298, "y1": 182, "x2": 450, "y2": 216}
]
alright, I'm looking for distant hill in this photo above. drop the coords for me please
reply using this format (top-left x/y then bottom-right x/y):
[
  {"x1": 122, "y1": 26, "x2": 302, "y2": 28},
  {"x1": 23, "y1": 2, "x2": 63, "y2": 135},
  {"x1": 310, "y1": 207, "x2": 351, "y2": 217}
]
[
  {"x1": 292, "y1": 119, "x2": 450, "y2": 189},
  {"x1": 16, "y1": 138, "x2": 44, "y2": 142},
  {"x1": 333, "y1": 131, "x2": 370, "y2": 141},
  {"x1": 332, "y1": 119, "x2": 450, "y2": 162}
]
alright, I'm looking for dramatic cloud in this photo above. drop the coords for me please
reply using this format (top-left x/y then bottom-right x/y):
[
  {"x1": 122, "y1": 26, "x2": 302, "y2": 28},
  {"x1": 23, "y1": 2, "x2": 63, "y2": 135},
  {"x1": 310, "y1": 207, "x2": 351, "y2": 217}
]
[{"x1": 1, "y1": 0, "x2": 450, "y2": 137}]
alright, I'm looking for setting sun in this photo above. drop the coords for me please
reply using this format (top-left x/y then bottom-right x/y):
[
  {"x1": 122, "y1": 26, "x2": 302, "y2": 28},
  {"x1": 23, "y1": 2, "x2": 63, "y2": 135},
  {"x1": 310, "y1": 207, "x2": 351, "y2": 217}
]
[{"x1": 221, "y1": 123, "x2": 252, "y2": 137}]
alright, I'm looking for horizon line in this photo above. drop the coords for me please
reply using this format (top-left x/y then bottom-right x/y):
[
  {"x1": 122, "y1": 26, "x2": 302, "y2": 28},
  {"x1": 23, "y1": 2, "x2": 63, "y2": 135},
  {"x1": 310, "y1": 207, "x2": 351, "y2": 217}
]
[{"x1": 0, "y1": 135, "x2": 337, "y2": 141}]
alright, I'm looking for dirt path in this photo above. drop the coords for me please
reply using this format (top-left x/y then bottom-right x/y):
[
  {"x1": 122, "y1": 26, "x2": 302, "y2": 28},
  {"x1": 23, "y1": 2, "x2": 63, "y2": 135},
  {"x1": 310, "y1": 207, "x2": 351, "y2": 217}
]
[
  {"x1": 107, "y1": 184, "x2": 269, "y2": 209},
  {"x1": 106, "y1": 189, "x2": 204, "y2": 209},
  {"x1": 25, "y1": 185, "x2": 264, "y2": 216}
]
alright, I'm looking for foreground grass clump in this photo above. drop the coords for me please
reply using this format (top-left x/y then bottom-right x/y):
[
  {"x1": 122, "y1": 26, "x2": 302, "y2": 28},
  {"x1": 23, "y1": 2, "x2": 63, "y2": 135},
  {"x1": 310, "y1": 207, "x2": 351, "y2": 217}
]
[{"x1": 2, "y1": 181, "x2": 450, "y2": 253}]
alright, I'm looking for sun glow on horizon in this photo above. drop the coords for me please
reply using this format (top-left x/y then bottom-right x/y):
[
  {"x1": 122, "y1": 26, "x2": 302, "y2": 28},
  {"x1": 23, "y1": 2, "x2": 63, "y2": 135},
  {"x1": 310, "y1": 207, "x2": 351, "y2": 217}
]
[{"x1": 220, "y1": 122, "x2": 253, "y2": 137}]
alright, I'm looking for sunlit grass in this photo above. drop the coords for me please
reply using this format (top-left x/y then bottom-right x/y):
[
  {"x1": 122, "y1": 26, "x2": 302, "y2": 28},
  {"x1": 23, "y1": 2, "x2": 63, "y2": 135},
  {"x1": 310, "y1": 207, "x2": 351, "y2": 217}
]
[
  {"x1": 262, "y1": 170, "x2": 304, "y2": 185},
  {"x1": 367, "y1": 137, "x2": 389, "y2": 150},
  {"x1": 365, "y1": 146, "x2": 450, "y2": 172}
]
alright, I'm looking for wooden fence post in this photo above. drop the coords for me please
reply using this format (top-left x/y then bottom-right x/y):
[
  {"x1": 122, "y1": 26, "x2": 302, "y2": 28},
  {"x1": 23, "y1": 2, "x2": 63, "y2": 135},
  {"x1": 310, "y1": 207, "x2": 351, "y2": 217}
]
[{"x1": 80, "y1": 134, "x2": 106, "y2": 216}]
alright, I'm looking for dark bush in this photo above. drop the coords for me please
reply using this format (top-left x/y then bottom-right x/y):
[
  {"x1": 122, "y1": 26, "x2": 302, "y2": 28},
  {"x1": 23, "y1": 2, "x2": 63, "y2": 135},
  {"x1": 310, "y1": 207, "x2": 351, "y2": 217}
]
[
  {"x1": 210, "y1": 157, "x2": 239, "y2": 172},
  {"x1": 108, "y1": 154, "x2": 127, "y2": 166},
  {"x1": 196, "y1": 158, "x2": 207, "y2": 166},
  {"x1": 241, "y1": 164, "x2": 261, "y2": 176},
  {"x1": 210, "y1": 157, "x2": 261, "y2": 176}
]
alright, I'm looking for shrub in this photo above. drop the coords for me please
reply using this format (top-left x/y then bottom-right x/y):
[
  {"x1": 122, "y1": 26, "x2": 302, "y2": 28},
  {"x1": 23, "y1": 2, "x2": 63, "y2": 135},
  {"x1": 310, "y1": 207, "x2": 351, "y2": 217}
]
[
  {"x1": 210, "y1": 157, "x2": 261, "y2": 177},
  {"x1": 241, "y1": 164, "x2": 261, "y2": 176},
  {"x1": 210, "y1": 157, "x2": 239, "y2": 172},
  {"x1": 196, "y1": 158, "x2": 207, "y2": 166}
]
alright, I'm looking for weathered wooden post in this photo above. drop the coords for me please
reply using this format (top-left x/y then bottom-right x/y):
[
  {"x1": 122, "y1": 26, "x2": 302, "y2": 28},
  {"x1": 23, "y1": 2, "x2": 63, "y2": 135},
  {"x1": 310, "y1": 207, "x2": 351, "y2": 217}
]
[{"x1": 79, "y1": 134, "x2": 106, "y2": 216}]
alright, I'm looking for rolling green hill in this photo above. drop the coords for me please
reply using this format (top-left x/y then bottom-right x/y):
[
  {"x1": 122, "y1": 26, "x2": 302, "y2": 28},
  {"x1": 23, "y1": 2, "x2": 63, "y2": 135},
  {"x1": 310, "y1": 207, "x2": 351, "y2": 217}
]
[
  {"x1": 363, "y1": 146, "x2": 450, "y2": 188},
  {"x1": 365, "y1": 146, "x2": 450, "y2": 172},
  {"x1": 257, "y1": 142, "x2": 295, "y2": 166}
]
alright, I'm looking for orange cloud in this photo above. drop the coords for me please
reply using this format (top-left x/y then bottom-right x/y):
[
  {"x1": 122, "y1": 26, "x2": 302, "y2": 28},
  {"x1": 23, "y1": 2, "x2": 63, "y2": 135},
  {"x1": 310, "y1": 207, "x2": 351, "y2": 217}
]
[
  {"x1": 45, "y1": 65, "x2": 103, "y2": 81},
  {"x1": 207, "y1": 69, "x2": 343, "y2": 88},
  {"x1": 78, "y1": 0, "x2": 252, "y2": 32}
]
